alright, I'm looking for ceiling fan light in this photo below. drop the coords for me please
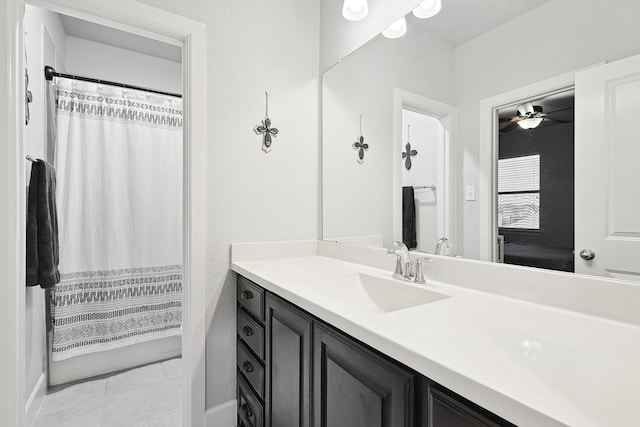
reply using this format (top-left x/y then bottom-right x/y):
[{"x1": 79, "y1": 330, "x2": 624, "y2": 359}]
[
  {"x1": 343, "y1": 0, "x2": 369, "y2": 21},
  {"x1": 517, "y1": 117, "x2": 543, "y2": 130},
  {"x1": 517, "y1": 102, "x2": 536, "y2": 117},
  {"x1": 413, "y1": 0, "x2": 442, "y2": 19},
  {"x1": 382, "y1": 16, "x2": 407, "y2": 39}
]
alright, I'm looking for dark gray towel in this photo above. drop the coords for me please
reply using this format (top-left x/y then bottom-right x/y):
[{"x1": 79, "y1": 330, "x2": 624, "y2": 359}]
[
  {"x1": 402, "y1": 186, "x2": 417, "y2": 249},
  {"x1": 26, "y1": 159, "x2": 60, "y2": 288}
]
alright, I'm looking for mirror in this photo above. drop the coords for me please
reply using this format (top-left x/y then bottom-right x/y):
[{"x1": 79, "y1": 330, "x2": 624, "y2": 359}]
[{"x1": 322, "y1": 0, "x2": 640, "y2": 274}]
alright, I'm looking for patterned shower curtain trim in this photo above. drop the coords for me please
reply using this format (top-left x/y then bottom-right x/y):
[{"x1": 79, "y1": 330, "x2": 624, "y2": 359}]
[{"x1": 51, "y1": 265, "x2": 182, "y2": 361}]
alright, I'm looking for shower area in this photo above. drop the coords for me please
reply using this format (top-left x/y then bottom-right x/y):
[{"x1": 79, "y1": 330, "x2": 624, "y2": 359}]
[
  {"x1": 47, "y1": 72, "x2": 183, "y2": 383},
  {"x1": 24, "y1": 5, "x2": 184, "y2": 426}
]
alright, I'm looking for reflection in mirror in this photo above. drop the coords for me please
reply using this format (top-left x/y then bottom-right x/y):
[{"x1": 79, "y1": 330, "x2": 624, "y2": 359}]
[
  {"x1": 497, "y1": 90, "x2": 575, "y2": 273},
  {"x1": 401, "y1": 109, "x2": 448, "y2": 254},
  {"x1": 322, "y1": 10, "x2": 456, "y2": 251},
  {"x1": 322, "y1": 0, "x2": 640, "y2": 280}
]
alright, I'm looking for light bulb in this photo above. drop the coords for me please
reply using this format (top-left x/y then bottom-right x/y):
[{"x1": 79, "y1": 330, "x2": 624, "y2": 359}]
[
  {"x1": 413, "y1": 0, "x2": 442, "y2": 19},
  {"x1": 517, "y1": 117, "x2": 543, "y2": 129},
  {"x1": 382, "y1": 16, "x2": 407, "y2": 39},
  {"x1": 343, "y1": 0, "x2": 369, "y2": 21}
]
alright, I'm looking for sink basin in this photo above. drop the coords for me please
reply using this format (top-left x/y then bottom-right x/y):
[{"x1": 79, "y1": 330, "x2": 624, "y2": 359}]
[{"x1": 301, "y1": 273, "x2": 449, "y2": 313}]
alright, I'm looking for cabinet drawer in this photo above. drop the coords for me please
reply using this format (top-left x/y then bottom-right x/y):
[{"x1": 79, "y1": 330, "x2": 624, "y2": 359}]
[
  {"x1": 238, "y1": 340, "x2": 264, "y2": 398},
  {"x1": 238, "y1": 276, "x2": 264, "y2": 322},
  {"x1": 238, "y1": 307, "x2": 265, "y2": 360},
  {"x1": 238, "y1": 373, "x2": 264, "y2": 427}
]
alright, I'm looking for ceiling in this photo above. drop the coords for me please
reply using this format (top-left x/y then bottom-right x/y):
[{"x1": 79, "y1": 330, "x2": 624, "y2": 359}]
[
  {"x1": 59, "y1": 1, "x2": 553, "y2": 67},
  {"x1": 60, "y1": 15, "x2": 182, "y2": 63},
  {"x1": 409, "y1": 0, "x2": 553, "y2": 46}
]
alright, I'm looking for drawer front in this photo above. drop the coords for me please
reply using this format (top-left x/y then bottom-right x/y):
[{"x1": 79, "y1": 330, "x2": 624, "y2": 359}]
[
  {"x1": 238, "y1": 340, "x2": 264, "y2": 398},
  {"x1": 238, "y1": 308, "x2": 265, "y2": 360},
  {"x1": 238, "y1": 373, "x2": 264, "y2": 427},
  {"x1": 238, "y1": 276, "x2": 264, "y2": 322}
]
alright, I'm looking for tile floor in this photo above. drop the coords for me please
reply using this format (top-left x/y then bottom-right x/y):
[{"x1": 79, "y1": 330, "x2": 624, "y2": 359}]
[{"x1": 34, "y1": 358, "x2": 182, "y2": 427}]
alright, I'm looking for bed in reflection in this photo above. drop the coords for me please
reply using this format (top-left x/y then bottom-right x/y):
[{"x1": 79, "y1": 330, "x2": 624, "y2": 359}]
[{"x1": 503, "y1": 242, "x2": 574, "y2": 273}]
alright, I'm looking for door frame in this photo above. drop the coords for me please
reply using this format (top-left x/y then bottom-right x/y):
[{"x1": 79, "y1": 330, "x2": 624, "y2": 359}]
[
  {"x1": 476, "y1": 68, "x2": 598, "y2": 262},
  {"x1": 0, "y1": 1, "x2": 207, "y2": 426},
  {"x1": 393, "y1": 89, "x2": 458, "y2": 252}
]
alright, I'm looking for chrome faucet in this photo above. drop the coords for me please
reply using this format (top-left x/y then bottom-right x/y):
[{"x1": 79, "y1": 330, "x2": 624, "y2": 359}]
[
  {"x1": 387, "y1": 241, "x2": 433, "y2": 283},
  {"x1": 434, "y1": 237, "x2": 453, "y2": 255},
  {"x1": 387, "y1": 241, "x2": 411, "y2": 280},
  {"x1": 413, "y1": 257, "x2": 433, "y2": 284}
]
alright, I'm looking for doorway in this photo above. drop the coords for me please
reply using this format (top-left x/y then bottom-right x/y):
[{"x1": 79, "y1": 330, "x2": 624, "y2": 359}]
[
  {"x1": 25, "y1": 5, "x2": 185, "y2": 426},
  {"x1": 393, "y1": 89, "x2": 457, "y2": 254},
  {"x1": 1, "y1": 1, "x2": 206, "y2": 426},
  {"x1": 400, "y1": 108, "x2": 446, "y2": 253},
  {"x1": 496, "y1": 90, "x2": 575, "y2": 272}
]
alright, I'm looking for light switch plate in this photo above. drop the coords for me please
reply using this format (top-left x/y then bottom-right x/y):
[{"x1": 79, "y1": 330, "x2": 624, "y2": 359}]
[{"x1": 465, "y1": 185, "x2": 476, "y2": 201}]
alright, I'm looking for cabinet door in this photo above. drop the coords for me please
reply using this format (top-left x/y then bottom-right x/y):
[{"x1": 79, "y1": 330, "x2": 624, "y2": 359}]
[
  {"x1": 313, "y1": 323, "x2": 414, "y2": 427},
  {"x1": 265, "y1": 293, "x2": 312, "y2": 427},
  {"x1": 420, "y1": 381, "x2": 515, "y2": 427}
]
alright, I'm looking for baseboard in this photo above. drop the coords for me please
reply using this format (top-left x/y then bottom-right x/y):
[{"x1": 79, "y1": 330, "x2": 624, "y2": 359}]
[
  {"x1": 24, "y1": 372, "x2": 46, "y2": 427},
  {"x1": 205, "y1": 399, "x2": 236, "y2": 427}
]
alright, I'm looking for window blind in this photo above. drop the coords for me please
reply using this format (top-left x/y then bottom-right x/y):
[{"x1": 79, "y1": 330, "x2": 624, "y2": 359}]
[
  {"x1": 498, "y1": 154, "x2": 540, "y2": 193},
  {"x1": 498, "y1": 154, "x2": 540, "y2": 229}
]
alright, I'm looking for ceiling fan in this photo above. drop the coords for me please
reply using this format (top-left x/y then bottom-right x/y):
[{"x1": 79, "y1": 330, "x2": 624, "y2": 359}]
[{"x1": 499, "y1": 102, "x2": 572, "y2": 133}]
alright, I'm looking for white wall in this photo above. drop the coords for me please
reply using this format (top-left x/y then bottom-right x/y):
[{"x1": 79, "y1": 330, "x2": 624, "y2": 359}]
[
  {"x1": 401, "y1": 110, "x2": 440, "y2": 252},
  {"x1": 455, "y1": 0, "x2": 640, "y2": 259},
  {"x1": 135, "y1": 0, "x2": 321, "y2": 411},
  {"x1": 23, "y1": 6, "x2": 67, "y2": 425},
  {"x1": 320, "y1": 0, "x2": 422, "y2": 71},
  {"x1": 323, "y1": 24, "x2": 454, "y2": 248},
  {"x1": 64, "y1": 36, "x2": 182, "y2": 94}
]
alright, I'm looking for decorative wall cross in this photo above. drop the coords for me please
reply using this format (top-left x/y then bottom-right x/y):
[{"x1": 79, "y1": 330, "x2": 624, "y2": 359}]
[
  {"x1": 254, "y1": 92, "x2": 279, "y2": 153},
  {"x1": 402, "y1": 125, "x2": 418, "y2": 170},
  {"x1": 352, "y1": 114, "x2": 368, "y2": 163}
]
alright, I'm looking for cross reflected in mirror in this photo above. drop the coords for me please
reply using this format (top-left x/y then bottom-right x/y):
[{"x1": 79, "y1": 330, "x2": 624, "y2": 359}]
[
  {"x1": 353, "y1": 135, "x2": 368, "y2": 163},
  {"x1": 402, "y1": 142, "x2": 418, "y2": 170}
]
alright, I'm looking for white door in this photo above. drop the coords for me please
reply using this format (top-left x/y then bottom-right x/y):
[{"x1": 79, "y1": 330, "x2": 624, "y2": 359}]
[{"x1": 575, "y1": 53, "x2": 640, "y2": 281}]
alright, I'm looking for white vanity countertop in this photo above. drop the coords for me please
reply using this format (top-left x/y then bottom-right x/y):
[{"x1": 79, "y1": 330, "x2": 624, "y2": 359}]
[{"x1": 231, "y1": 242, "x2": 640, "y2": 427}]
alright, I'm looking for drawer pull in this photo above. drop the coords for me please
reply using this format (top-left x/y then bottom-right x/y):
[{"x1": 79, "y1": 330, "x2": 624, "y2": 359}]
[
  {"x1": 241, "y1": 290, "x2": 253, "y2": 300},
  {"x1": 242, "y1": 361, "x2": 254, "y2": 373},
  {"x1": 241, "y1": 403, "x2": 254, "y2": 419},
  {"x1": 242, "y1": 326, "x2": 254, "y2": 337}
]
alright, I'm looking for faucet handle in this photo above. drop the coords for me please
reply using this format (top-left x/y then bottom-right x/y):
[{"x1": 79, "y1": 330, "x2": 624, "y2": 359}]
[
  {"x1": 388, "y1": 253, "x2": 404, "y2": 279},
  {"x1": 414, "y1": 257, "x2": 433, "y2": 284}
]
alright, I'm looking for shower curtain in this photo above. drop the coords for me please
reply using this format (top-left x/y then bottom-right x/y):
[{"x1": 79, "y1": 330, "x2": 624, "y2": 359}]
[{"x1": 50, "y1": 78, "x2": 183, "y2": 361}]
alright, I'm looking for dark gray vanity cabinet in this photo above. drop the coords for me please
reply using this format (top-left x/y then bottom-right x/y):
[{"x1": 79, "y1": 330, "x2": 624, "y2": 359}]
[
  {"x1": 237, "y1": 274, "x2": 516, "y2": 427},
  {"x1": 265, "y1": 293, "x2": 313, "y2": 427},
  {"x1": 313, "y1": 323, "x2": 415, "y2": 427},
  {"x1": 237, "y1": 276, "x2": 266, "y2": 427}
]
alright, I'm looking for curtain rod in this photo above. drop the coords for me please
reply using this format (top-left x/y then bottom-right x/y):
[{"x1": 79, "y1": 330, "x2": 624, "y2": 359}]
[{"x1": 44, "y1": 65, "x2": 182, "y2": 99}]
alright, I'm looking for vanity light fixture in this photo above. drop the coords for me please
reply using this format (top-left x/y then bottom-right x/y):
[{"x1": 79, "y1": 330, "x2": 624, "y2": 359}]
[
  {"x1": 342, "y1": 0, "x2": 369, "y2": 21},
  {"x1": 412, "y1": 0, "x2": 442, "y2": 19},
  {"x1": 517, "y1": 117, "x2": 543, "y2": 130},
  {"x1": 382, "y1": 16, "x2": 407, "y2": 39}
]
